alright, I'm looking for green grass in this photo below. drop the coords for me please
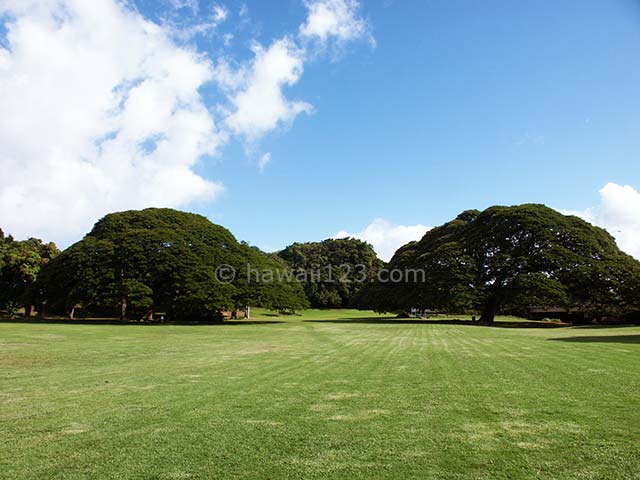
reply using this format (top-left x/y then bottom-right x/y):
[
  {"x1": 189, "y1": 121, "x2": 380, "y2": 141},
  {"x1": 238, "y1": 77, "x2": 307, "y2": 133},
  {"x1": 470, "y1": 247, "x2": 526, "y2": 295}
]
[
  {"x1": 250, "y1": 308, "x2": 558, "y2": 324},
  {"x1": 1, "y1": 311, "x2": 639, "y2": 479}
]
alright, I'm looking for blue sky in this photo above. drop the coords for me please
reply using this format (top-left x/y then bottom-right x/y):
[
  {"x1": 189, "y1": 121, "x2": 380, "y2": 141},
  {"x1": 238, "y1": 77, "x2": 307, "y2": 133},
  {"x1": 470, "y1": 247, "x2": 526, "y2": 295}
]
[
  {"x1": 1, "y1": 0, "x2": 640, "y2": 259},
  {"x1": 157, "y1": 0, "x2": 640, "y2": 251},
  {"x1": 203, "y1": 0, "x2": 640, "y2": 253}
]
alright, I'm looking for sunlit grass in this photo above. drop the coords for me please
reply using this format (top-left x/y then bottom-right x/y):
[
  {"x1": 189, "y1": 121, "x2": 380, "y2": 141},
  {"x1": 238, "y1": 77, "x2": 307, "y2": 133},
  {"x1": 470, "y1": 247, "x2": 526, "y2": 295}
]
[{"x1": 1, "y1": 313, "x2": 638, "y2": 479}]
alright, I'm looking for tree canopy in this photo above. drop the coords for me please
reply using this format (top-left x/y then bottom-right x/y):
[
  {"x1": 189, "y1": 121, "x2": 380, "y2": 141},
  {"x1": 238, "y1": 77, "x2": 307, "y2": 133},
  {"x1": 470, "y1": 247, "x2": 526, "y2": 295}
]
[
  {"x1": 278, "y1": 238, "x2": 383, "y2": 308},
  {"x1": 0, "y1": 229, "x2": 59, "y2": 316},
  {"x1": 37, "y1": 209, "x2": 308, "y2": 321},
  {"x1": 357, "y1": 204, "x2": 640, "y2": 323}
]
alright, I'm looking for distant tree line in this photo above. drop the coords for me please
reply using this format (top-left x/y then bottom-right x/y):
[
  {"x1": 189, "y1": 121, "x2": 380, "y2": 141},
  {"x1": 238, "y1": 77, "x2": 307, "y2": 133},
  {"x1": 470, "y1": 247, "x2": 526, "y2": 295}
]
[
  {"x1": 277, "y1": 238, "x2": 383, "y2": 308},
  {"x1": 0, "y1": 230, "x2": 59, "y2": 317},
  {"x1": 2, "y1": 204, "x2": 640, "y2": 324}
]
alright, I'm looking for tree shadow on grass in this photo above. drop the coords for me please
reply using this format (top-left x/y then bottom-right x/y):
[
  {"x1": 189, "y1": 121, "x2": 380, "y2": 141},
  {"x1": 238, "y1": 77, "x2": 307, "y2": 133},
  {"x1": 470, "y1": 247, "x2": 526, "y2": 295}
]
[
  {"x1": 305, "y1": 318, "x2": 569, "y2": 328},
  {"x1": 221, "y1": 320, "x2": 284, "y2": 326},
  {"x1": 0, "y1": 317, "x2": 284, "y2": 326},
  {"x1": 549, "y1": 335, "x2": 640, "y2": 344},
  {"x1": 570, "y1": 324, "x2": 639, "y2": 329}
]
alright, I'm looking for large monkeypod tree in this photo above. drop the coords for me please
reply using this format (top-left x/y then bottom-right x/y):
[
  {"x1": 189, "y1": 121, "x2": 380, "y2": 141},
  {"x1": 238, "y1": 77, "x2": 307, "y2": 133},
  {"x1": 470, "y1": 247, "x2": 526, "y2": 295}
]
[
  {"x1": 357, "y1": 204, "x2": 640, "y2": 323},
  {"x1": 37, "y1": 208, "x2": 308, "y2": 321}
]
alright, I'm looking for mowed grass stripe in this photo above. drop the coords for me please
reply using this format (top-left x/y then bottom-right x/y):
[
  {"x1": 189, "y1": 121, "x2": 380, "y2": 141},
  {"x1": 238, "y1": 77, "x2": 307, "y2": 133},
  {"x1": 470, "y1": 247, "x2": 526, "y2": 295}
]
[{"x1": 0, "y1": 314, "x2": 639, "y2": 479}]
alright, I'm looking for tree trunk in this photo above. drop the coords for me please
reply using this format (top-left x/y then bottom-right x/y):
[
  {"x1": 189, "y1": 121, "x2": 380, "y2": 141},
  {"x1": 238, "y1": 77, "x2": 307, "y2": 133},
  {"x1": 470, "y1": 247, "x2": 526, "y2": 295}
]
[
  {"x1": 24, "y1": 304, "x2": 33, "y2": 318},
  {"x1": 69, "y1": 306, "x2": 75, "y2": 320},
  {"x1": 120, "y1": 297, "x2": 127, "y2": 321},
  {"x1": 245, "y1": 305, "x2": 250, "y2": 319},
  {"x1": 479, "y1": 296, "x2": 499, "y2": 324}
]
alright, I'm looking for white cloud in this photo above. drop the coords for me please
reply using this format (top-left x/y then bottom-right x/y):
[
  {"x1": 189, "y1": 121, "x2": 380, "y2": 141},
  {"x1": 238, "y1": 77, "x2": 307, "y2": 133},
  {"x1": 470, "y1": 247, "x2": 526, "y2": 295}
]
[
  {"x1": 163, "y1": 1, "x2": 228, "y2": 40},
  {"x1": 562, "y1": 183, "x2": 640, "y2": 260},
  {"x1": 168, "y1": 0, "x2": 199, "y2": 13},
  {"x1": 258, "y1": 152, "x2": 272, "y2": 172},
  {"x1": 212, "y1": 3, "x2": 228, "y2": 23},
  {"x1": 213, "y1": 0, "x2": 371, "y2": 141},
  {"x1": 0, "y1": 0, "x2": 375, "y2": 247},
  {"x1": 0, "y1": 0, "x2": 223, "y2": 246},
  {"x1": 300, "y1": 0, "x2": 372, "y2": 45},
  {"x1": 221, "y1": 37, "x2": 313, "y2": 140},
  {"x1": 335, "y1": 219, "x2": 431, "y2": 262}
]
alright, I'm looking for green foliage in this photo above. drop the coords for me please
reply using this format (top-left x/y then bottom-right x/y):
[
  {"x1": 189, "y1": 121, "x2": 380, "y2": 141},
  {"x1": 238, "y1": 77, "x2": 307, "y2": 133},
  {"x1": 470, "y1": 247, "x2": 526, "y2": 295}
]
[
  {"x1": 278, "y1": 238, "x2": 383, "y2": 308},
  {"x1": 358, "y1": 204, "x2": 640, "y2": 322},
  {"x1": 37, "y1": 208, "x2": 307, "y2": 321},
  {"x1": 0, "y1": 229, "x2": 59, "y2": 315}
]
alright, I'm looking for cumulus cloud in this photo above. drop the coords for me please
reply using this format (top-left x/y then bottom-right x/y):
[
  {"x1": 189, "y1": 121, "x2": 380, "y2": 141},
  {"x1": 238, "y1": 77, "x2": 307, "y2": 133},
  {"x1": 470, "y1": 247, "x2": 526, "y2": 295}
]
[
  {"x1": 0, "y1": 0, "x2": 223, "y2": 246},
  {"x1": 220, "y1": 37, "x2": 313, "y2": 140},
  {"x1": 213, "y1": 0, "x2": 371, "y2": 141},
  {"x1": 335, "y1": 219, "x2": 431, "y2": 262},
  {"x1": 562, "y1": 183, "x2": 640, "y2": 260},
  {"x1": 300, "y1": 0, "x2": 372, "y2": 45},
  {"x1": 0, "y1": 0, "x2": 373, "y2": 247}
]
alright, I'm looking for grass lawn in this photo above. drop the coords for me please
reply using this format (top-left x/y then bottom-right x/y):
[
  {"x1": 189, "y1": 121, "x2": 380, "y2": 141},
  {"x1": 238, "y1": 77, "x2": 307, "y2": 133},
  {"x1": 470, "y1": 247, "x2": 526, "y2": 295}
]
[{"x1": 1, "y1": 310, "x2": 639, "y2": 479}]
